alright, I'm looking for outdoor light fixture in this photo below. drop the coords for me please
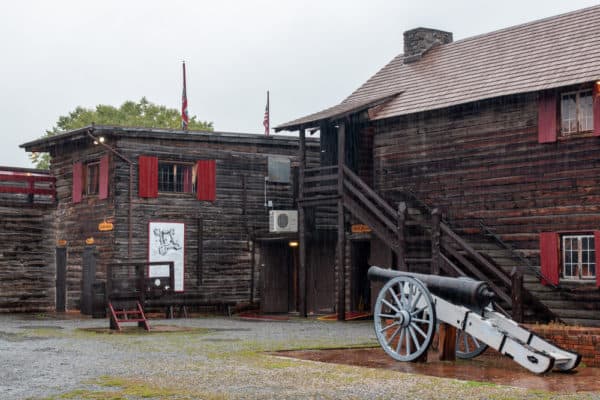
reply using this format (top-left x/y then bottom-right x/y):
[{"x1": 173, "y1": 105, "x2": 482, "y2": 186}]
[
  {"x1": 595, "y1": 81, "x2": 600, "y2": 96},
  {"x1": 93, "y1": 136, "x2": 106, "y2": 145},
  {"x1": 288, "y1": 241, "x2": 299, "y2": 247}
]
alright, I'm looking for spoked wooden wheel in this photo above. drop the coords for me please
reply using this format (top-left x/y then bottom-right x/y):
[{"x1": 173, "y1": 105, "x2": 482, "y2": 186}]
[
  {"x1": 374, "y1": 276, "x2": 436, "y2": 362},
  {"x1": 455, "y1": 330, "x2": 488, "y2": 359}
]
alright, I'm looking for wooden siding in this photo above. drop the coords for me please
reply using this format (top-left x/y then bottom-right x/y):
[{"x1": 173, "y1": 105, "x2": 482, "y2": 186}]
[
  {"x1": 372, "y1": 93, "x2": 600, "y2": 325},
  {"x1": 0, "y1": 204, "x2": 55, "y2": 312},
  {"x1": 49, "y1": 142, "x2": 116, "y2": 310},
  {"x1": 108, "y1": 136, "x2": 306, "y2": 306}
]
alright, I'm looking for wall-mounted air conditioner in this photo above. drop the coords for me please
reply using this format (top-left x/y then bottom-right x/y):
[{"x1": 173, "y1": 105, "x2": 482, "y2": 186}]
[{"x1": 269, "y1": 210, "x2": 298, "y2": 233}]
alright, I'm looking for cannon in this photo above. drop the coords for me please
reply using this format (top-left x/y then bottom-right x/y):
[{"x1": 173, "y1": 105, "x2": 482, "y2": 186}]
[{"x1": 368, "y1": 266, "x2": 581, "y2": 374}]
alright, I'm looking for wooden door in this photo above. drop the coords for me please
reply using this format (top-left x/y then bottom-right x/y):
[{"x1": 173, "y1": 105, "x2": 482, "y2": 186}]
[
  {"x1": 56, "y1": 247, "x2": 67, "y2": 312},
  {"x1": 307, "y1": 241, "x2": 335, "y2": 314},
  {"x1": 261, "y1": 243, "x2": 291, "y2": 313}
]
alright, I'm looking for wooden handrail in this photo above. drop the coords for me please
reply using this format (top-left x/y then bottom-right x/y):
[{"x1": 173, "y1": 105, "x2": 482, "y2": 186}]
[
  {"x1": 343, "y1": 165, "x2": 397, "y2": 220},
  {"x1": 440, "y1": 222, "x2": 512, "y2": 287},
  {"x1": 304, "y1": 165, "x2": 338, "y2": 174},
  {"x1": 343, "y1": 178, "x2": 398, "y2": 233}
]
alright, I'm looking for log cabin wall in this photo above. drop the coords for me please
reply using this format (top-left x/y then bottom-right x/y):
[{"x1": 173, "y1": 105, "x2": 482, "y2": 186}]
[
  {"x1": 49, "y1": 142, "x2": 116, "y2": 310},
  {"x1": 108, "y1": 133, "x2": 317, "y2": 305},
  {"x1": 372, "y1": 92, "x2": 600, "y2": 322},
  {"x1": 0, "y1": 203, "x2": 55, "y2": 312}
]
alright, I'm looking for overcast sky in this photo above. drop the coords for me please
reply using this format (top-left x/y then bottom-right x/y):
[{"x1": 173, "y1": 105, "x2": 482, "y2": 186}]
[{"x1": 2, "y1": 0, "x2": 598, "y2": 168}]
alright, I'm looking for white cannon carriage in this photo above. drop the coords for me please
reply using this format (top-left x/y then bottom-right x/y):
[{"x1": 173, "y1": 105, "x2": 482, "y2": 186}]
[{"x1": 368, "y1": 266, "x2": 581, "y2": 374}]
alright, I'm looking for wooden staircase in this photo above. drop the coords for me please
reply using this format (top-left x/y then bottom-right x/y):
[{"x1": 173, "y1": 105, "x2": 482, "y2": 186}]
[{"x1": 301, "y1": 164, "x2": 557, "y2": 323}]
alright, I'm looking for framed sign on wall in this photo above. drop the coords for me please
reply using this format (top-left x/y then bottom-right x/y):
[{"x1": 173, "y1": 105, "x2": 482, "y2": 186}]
[{"x1": 148, "y1": 221, "x2": 185, "y2": 292}]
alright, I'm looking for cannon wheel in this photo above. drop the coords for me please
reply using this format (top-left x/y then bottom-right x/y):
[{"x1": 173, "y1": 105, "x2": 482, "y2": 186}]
[
  {"x1": 455, "y1": 330, "x2": 488, "y2": 359},
  {"x1": 374, "y1": 276, "x2": 436, "y2": 362}
]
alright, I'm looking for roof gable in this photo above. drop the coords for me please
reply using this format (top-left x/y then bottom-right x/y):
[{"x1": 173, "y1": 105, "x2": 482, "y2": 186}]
[{"x1": 278, "y1": 5, "x2": 600, "y2": 130}]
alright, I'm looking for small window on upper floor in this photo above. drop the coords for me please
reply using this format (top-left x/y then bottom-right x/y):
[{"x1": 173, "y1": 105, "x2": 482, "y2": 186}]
[
  {"x1": 158, "y1": 162, "x2": 195, "y2": 193},
  {"x1": 85, "y1": 161, "x2": 100, "y2": 196},
  {"x1": 560, "y1": 89, "x2": 593, "y2": 136}
]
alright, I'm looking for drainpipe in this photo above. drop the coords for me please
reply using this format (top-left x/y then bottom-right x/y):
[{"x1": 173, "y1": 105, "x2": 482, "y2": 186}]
[{"x1": 86, "y1": 129, "x2": 134, "y2": 260}]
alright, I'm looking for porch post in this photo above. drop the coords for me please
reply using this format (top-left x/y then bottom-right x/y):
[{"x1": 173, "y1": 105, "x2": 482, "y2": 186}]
[
  {"x1": 337, "y1": 122, "x2": 346, "y2": 321},
  {"x1": 396, "y1": 202, "x2": 408, "y2": 271},
  {"x1": 298, "y1": 128, "x2": 308, "y2": 317},
  {"x1": 430, "y1": 208, "x2": 441, "y2": 275}
]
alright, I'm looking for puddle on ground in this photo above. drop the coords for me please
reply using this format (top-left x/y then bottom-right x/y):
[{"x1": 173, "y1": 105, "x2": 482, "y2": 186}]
[
  {"x1": 78, "y1": 325, "x2": 210, "y2": 334},
  {"x1": 202, "y1": 338, "x2": 242, "y2": 342},
  {"x1": 18, "y1": 325, "x2": 64, "y2": 330},
  {"x1": 276, "y1": 347, "x2": 600, "y2": 393},
  {"x1": 0, "y1": 331, "x2": 34, "y2": 342}
]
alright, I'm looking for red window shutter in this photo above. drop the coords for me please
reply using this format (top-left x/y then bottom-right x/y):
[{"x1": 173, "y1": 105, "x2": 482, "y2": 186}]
[
  {"x1": 538, "y1": 92, "x2": 557, "y2": 143},
  {"x1": 539, "y1": 232, "x2": 559, "y2": 286},
  {"x1": 196, "y1": 160, "x2": 216, "y2": 201},
  {"x1": 72, "y1": 162, "x2": 83, "y2": 204},
  {"x1": 594, "y1": 231, "x2": 600, "y2": 287},
  {"x1": 138, "y1": 156, "x2": 158, "y2": 198},
  {"x1": 593, "y1": 84, "x2": 600, "y2": 137},
  {"x1": 98, "y1": 155, "x2": 109, "y2": 200}
]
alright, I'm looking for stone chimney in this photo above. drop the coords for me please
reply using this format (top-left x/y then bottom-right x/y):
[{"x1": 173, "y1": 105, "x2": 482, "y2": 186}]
[{"x1": 403, "y1": 27, "x2": 453, "y2": 63}]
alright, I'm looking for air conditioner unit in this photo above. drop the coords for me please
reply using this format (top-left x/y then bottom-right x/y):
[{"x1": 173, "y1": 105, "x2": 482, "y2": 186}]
[{"x1": 269, "y1": 210, "x2": 298, "y2": 233}]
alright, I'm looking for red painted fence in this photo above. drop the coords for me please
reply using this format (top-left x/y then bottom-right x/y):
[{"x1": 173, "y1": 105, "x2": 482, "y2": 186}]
[{"x1": 0, "y1": 167, "x2": 55, "y2": 202}]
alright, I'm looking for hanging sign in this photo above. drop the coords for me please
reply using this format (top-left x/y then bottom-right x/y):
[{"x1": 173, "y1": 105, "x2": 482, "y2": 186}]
[
  {"x1": 351, "y1": 224, "x2": 372, "y2": 234},
  {"x1": 98, "y1": 220, "x2": 114, "y2": 231}
]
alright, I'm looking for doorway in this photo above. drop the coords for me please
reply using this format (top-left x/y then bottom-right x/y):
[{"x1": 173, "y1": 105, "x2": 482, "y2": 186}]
[
  {"x1": 351, "y1": 240, "x2": 371, "y2": 312},
  {"x1": 260, "y1": 241, "x2": 298, "y2": 313}
]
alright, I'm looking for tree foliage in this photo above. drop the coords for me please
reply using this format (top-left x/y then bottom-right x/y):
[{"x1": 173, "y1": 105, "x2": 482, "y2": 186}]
[{"x1": 31, "y1": 97, "x2": 213, "y2": 169}]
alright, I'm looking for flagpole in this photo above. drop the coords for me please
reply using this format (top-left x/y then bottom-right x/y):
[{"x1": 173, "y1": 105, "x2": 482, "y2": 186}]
[{"x1": 182, "y1": 61, "x2": 189, "y2": 130}]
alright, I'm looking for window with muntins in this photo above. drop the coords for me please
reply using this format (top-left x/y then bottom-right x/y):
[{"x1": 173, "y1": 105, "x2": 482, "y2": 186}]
[
  {"x1": 85, "y1": 161, "x2": 100, "y2": 195},
  {"x1": 562, "y1": 234, "x2": 596, "y2": 280},
  {"x1": 560, "y1": 89, "x2": 593, "y2": 136},
  {"x1": 158, "y1": 162, "x2": 194, "y2": 193}
]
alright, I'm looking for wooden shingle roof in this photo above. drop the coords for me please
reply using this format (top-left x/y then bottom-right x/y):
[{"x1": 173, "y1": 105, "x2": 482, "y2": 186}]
[{"x1": 277, "y1": 5, "x2": 600, "y2": 131}]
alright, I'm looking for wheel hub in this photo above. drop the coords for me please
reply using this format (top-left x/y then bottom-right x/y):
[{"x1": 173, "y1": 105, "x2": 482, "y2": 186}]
[{"x1": 396, "y1": 309, "x2": 411, "y2": 327}]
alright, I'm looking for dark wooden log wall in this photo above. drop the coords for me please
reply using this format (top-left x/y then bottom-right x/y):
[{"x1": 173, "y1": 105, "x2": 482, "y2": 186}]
[
  {"x1": 372, "y1": 93, "x2": 600, "y2": 324},
  {"x1": 0, "y1": 203, "x2": 56, "y2": 312},
  {"x1": 109, "y1": 135, "x2": 314, "y2": 306},
  {"x1": 49, "y1": 143, "x2": 116, "y2": 310}
]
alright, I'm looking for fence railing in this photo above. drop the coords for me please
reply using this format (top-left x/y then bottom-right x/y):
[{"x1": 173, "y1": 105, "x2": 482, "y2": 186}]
[{"x1": 0, "y1": 167, "x2": 55, "y2": 203}]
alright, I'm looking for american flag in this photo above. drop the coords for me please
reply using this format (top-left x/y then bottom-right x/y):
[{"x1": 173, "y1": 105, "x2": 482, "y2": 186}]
[
  {"x1": 263, "y1": 90, "x2": 270, "y2": 136},
  {"x1": 181, "y1": 61, "x2": 189, "y2": 130}
]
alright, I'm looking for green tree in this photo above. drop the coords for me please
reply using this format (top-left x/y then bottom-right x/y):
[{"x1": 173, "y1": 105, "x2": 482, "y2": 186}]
[{"x1": 31, "y1": 97, "x2": 213, "y2": 169}]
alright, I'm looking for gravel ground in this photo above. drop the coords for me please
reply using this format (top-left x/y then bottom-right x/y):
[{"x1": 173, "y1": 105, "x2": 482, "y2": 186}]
[{"x1": 0, "y1": 313, "x2": 597, "y2": 400}]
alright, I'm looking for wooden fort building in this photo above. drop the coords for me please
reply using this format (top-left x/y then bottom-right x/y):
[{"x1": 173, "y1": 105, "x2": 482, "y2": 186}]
[
  {"x1": 18, "y1": 125, "x2": 323, "y2": 313},
  {"x1": 277, "y1": 6, "x2": 600, "y2": 326}
]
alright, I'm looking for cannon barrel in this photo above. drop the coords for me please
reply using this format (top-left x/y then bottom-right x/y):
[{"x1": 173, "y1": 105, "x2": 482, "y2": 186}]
[{"x1": 368, "y1": 266, "x2": 494, "y2": 309}]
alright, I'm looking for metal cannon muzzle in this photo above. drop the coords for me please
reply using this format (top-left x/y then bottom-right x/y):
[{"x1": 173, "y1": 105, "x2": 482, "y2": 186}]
[{"x1": 368, "y1": 265, "x2": 495, "y2": 309}]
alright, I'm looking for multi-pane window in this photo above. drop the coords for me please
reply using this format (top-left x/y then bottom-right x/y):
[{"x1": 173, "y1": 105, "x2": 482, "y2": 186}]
[
  {"x1": 562, "y1": 235, "x2": 596, "y2": 280},
  {"x1": 158, "y1": 162, "x2": 195, "y2": 193},
  {"x1": 561, "y1": 89, "x2": 593, "y2": 135},
  {"x1": 85, "y1": 162, "x2": 100, "y2": 195}
]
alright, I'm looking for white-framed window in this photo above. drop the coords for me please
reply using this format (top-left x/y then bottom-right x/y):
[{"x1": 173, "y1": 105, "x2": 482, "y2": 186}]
[
  {"x1": 158, "y1": 162, "x2": 195, "y2": 193},
  {"x1": 562, "y1": 234, "x2": 596, "y2": 280},
  {"x1": 560, "y1": 89, "x2": 593, "y2": 136}
]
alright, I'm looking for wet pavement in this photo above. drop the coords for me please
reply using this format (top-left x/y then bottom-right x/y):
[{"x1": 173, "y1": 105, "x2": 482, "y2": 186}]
[{"x1": 277, "y1": 347, "x2": 600, "y2": 393}]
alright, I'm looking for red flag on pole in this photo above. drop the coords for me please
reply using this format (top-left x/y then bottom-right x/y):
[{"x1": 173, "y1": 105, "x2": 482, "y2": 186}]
[
  {"x1": 263, "y1": 91, "x2": 270, "y2": 136},
  {"x1": 181, "y1": 61, "x2": 189, "y2": 130}
]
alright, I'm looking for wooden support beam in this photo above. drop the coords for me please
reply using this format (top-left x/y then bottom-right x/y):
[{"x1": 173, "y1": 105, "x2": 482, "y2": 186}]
[
  {"x1": 337, "y1": 122, "x2": 346, "y2": 321},
  {"x1": 396, "y1": 202, "x2": 407, "y2": 271},
  {"x1": 438, "y1": 323, "x2": 457, "y2": 361},
  {"x1": 511, "y1": 267, "x2": 524, "y2": 323},
  {"x1": 298, "y1": 128, "x2": 308, "y2": 318},
  {"x1": 431, "y1": 208, "x2": 441, "y2": 275}
]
